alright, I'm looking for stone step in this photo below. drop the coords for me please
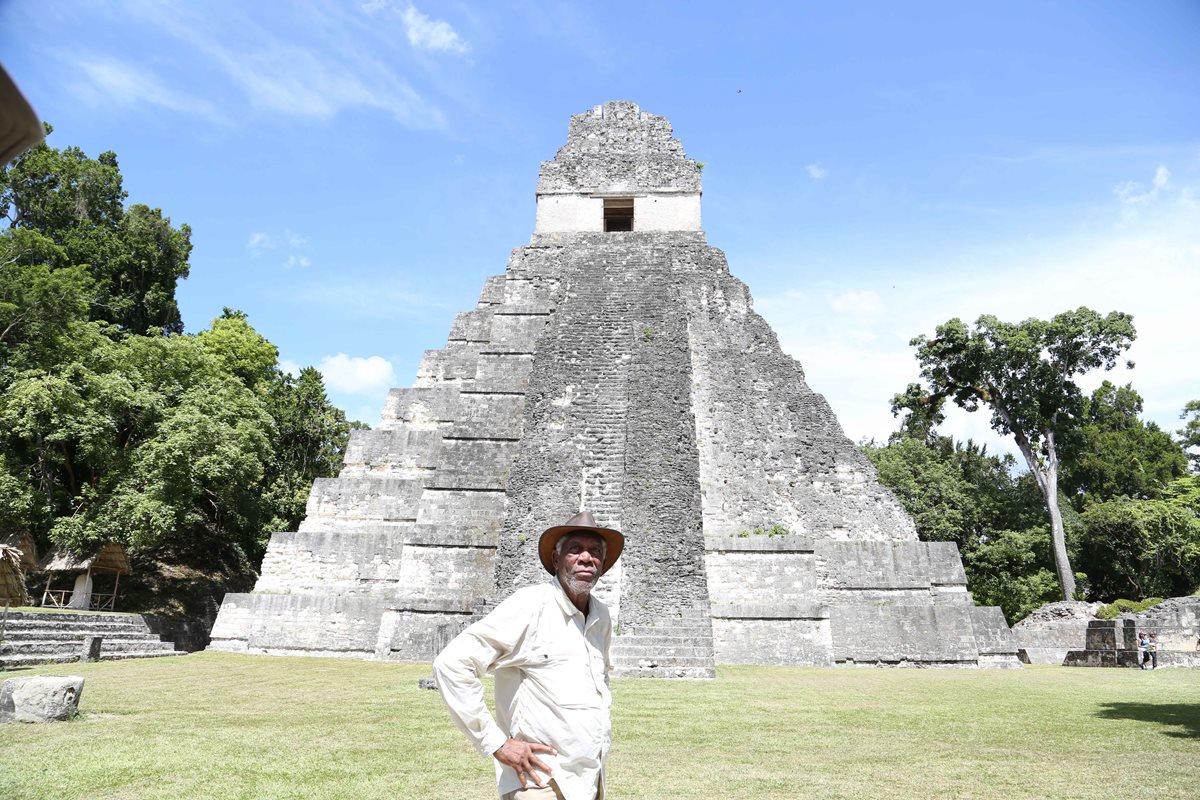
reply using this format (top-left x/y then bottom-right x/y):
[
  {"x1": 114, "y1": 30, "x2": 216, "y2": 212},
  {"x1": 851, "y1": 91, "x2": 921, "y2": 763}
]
[
  {"x1": 608, "y1": 645, "x2": 712, "y2": 658},
  {"x1": 612, "y1": 664, "x2": 715, "y2": 680},
  {"x1": 612, "y1": 635, "x2": 714, "y2": 648},
  {"x1": 1, "y1": 629, "x2": 162, "y2": 642},
  {"x1": 0, "y1": 650, "x2": 187, "y2": 670},
  {"x1": 611, "y1": 654, "x2": 715, "y2": 668},
  {"x1": 3, "y1": 612, "x2": 147, "y2": 627},
  {"x1": 2, "y1": 639, "x2": 176, "y2": 656}
]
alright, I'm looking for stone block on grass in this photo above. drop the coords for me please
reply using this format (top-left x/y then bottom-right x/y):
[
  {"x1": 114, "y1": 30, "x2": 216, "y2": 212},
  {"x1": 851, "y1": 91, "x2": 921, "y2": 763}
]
[{"x1": 0, "y1": 675, "x2": 85, "y2": 723}]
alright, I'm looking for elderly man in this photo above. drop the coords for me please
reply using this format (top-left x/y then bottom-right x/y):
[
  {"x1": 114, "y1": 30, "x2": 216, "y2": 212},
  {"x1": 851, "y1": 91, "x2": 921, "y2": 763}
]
[{"x1": 433, "y1": 511, "x2": 623, "y2": 800}]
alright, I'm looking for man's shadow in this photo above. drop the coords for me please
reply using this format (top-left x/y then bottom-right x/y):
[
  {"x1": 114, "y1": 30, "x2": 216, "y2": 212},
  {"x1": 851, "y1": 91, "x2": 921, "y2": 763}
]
[{"x1": 1096, "y1": 702, "x2": 1200, "y2": 739}]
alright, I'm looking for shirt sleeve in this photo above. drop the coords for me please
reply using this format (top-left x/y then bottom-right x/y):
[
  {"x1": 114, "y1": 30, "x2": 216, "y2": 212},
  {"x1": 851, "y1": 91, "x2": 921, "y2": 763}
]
[{"x1": 432, "y1": 590, "x2": 535, "y2": 758}]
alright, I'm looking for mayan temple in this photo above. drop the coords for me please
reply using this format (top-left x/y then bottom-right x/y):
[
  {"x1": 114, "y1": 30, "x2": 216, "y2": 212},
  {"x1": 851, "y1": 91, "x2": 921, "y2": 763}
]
[{"x1": 210, "y1": 101, "x2": 1019, "y2": 675}]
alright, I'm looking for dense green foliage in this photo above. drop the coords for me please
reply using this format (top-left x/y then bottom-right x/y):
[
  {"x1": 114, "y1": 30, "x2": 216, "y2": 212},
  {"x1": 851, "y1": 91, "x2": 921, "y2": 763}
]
[
  {"x1": 876, "y1": 315, "x2": 1198, "y2": 622},
  {"x1": 0, "y1": 131, "x2": 358, "y2": 585}
]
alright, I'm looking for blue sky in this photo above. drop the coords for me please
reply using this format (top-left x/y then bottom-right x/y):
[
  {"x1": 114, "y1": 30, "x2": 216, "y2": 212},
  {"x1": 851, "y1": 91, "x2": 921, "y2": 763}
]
[{"x1": 2, "y1": 0, "x2": 1198, "y2": 457}]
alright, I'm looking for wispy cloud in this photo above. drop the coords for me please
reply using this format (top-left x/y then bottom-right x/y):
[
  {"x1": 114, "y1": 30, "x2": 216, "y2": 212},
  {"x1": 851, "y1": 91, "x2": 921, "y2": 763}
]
[
  {"x1": 247, "y1": 228, "x2": 311, "y2": 267},
  {"x1": 401, "y1": 4, "x2": 469, "y2": 54},
  {"x1": 806, "y1": 163, "x2": 828, "y2": 180},
  {"x1": 317, "y1": 353, "x2": 397, "y2": 396},
  {"x1": 119, "y1": 0, "x2": 447, "y2": 129},
  {"x1": 68, "y1": 56, "x2": 220, "y2": 120},
  {"x1": 1114, "y1": 164, "x2": 1170, "y2": 205}
]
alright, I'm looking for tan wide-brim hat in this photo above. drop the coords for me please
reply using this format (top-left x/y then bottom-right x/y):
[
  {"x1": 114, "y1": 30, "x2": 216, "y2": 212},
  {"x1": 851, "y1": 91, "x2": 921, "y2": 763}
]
[{"x1": 538, "y1": 511, "x2": 624, "y2": 576}]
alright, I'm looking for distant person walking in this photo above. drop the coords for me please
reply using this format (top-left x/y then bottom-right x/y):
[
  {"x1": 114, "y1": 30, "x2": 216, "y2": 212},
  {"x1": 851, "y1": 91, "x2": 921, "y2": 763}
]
[
  {"x1": 1138, "y1": 631, "x2": 1149, "y2": 669},
  {"x1": 1147, "y1": 633, "x2": 1159, "y2": 669}
]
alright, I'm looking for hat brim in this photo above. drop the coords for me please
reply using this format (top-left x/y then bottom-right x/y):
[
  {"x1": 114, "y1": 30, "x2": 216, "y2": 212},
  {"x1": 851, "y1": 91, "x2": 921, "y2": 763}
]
[{"x1": 538, "y1": 524, "x2": 624, "y2": 576}]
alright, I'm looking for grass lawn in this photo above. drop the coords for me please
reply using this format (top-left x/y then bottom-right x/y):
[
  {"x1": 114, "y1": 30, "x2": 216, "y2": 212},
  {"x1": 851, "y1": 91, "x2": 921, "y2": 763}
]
[{"x1": 2, "y1": 653, "x2": 1197, "y2": 800}]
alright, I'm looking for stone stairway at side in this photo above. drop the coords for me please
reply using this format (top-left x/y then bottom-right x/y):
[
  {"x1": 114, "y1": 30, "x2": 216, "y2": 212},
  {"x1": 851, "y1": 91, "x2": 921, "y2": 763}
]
[
  {"x1": 610, "y1": 609, "x2": 716, "y2": 679},
  {"x1": 0, "y1": 610, "x2": 183, "y2": 669}
]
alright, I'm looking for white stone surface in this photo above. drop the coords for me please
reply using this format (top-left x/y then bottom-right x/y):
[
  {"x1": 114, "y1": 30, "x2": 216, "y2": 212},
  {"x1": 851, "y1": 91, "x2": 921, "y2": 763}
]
[
  {"x1": 634, "y1": 194, "x2": 701, "y2": 231},
  {"x1": 1, "y1": 676, "x2": 84, "y2": 723},
  {"x1": 535, "y1": 195, "x2": 603, "y2": 233}
]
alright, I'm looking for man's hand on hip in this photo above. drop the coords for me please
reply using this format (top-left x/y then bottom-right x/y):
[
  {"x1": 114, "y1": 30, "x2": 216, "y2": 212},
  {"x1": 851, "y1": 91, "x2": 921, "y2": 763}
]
[{"x1": 493, "y1": 738, "x2": 556, "y2": 788}]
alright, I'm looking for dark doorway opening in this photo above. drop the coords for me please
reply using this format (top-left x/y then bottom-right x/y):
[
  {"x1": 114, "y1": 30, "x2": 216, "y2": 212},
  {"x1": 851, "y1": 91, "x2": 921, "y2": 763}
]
[{"x1": 603, "y1": 198, "x2": 634, "y2": 232}]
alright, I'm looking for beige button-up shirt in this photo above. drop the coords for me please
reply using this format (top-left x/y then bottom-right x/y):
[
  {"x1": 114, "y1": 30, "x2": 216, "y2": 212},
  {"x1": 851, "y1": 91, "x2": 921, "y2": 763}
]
[{"x1": 432, "y1": 579, "x2": 613, "y2": 800}]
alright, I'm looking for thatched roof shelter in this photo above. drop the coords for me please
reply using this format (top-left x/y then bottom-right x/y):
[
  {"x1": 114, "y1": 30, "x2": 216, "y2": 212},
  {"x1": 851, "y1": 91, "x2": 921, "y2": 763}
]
[
  {"x1": 38, "y1": 542, "x2": 131, "y2": 575},
  {"x1": 0, "y1": 532, "x2": 38, "y2": 572},
  {"x1": 0, "y1": 545, "x2": 30, "y2": 606}
]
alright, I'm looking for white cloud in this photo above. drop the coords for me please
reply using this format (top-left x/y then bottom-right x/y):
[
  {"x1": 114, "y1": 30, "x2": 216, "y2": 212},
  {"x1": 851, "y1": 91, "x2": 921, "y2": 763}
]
[
  {"x1": 278, "y1": 359, "x2": 302, "y2": 377},
  {"x1": 401, "y1": 4, "x2": 469, "y2": 54},
  {"x1": 70, "y1": 56, "x2": 220, "y2": 120},
  {"x1": 805, "y1": 163, "x2": 828, "y2": 180},
  {"x1": 317, "y1": 353, "x2": 397, "y2": 396},
  {"x1": 247, "y1": 232, "x2": 274, "y2": 254},
  {"x1": 1115, "y1": 164, "x2": 1170, "y2": 205},
  {"x1": 248, "y1": 228, "x2": 309, "y2": 267}
]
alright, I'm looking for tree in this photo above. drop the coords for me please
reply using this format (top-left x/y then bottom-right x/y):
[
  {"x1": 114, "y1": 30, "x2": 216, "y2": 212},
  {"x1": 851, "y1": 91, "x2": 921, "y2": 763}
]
[
  {"x1": 1181, "y1": 400, "x2": 1200, "y2": 471},
  {"x1": 902, "y1": 308, "x2": 1135, "y2": 600},
  {"x1": 0, "y1": 128, "x2": 191, "y2": 334},
  {"x1": 1060, "y1": 381, "x2": 1188, "y2": 509},
  {"x1": 1076, "y1": 498, "x2": 1200, "y2": 600}
]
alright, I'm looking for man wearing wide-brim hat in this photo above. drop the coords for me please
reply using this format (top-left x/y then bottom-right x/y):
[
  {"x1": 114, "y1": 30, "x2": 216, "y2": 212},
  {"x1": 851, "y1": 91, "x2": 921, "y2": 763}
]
[{"x1": 434, "y1": 511, "x2": 623, "y2": 800}]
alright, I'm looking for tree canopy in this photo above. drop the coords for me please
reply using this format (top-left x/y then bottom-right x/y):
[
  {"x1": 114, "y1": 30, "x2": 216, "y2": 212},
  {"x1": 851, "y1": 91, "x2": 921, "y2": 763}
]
[
  {"x1": 902, "y1": 308, "x2": 1136, "y2": 600},
  {"x1": 0, "y1": 129, "x2": 360, "y2": 592}
]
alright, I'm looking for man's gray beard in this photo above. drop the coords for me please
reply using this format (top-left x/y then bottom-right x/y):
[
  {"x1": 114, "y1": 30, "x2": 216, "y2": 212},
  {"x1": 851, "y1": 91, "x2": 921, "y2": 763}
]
[{"x1": 558, "y1": 568, "x2": 599, "y2": 597}]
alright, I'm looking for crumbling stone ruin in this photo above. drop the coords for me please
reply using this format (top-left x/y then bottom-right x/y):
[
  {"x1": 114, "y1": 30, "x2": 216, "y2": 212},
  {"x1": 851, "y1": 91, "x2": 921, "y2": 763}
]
[{"x1": 210, "y1": 101, "x2": 1019, "y2": 675}]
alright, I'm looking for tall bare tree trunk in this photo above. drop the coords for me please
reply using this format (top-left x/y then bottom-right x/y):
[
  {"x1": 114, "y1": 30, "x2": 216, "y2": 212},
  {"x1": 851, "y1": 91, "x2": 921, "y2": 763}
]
[{"x1": 1010, "y1": 426, "x2": 1077, "y2": 601}]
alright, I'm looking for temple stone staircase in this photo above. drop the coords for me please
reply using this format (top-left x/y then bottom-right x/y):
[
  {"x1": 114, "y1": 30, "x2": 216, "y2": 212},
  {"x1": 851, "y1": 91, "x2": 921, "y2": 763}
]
[
  {"x1": 611, "y1": 610, "x2": 717, "y2": 679},
  {"x1": 0, "y1": 610, "x2": 183, "y2": 669}
]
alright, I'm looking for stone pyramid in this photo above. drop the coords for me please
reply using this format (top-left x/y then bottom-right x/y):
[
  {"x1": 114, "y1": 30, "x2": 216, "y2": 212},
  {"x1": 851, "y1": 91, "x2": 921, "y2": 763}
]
[{"x1": 211, "y1": 101, "x2": 1019, "y2": 675}]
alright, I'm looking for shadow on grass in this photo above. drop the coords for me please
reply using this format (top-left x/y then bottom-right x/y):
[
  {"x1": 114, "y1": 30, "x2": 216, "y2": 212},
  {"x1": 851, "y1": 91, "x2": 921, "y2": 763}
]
[{"x1": 1096, "y1": 702, "x2": 1200, "y2": 739}]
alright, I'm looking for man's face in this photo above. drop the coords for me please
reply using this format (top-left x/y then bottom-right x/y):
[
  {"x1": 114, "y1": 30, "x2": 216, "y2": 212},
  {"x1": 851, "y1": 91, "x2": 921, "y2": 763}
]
[{"x1": 553, "y1": 532, "x2": 606, "y2": 595}]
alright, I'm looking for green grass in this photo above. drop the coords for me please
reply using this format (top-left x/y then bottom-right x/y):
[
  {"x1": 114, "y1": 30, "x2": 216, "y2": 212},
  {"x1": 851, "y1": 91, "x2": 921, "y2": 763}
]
[{"x1": 2, "y1": 653, "x2": 1197, "y2": 799}]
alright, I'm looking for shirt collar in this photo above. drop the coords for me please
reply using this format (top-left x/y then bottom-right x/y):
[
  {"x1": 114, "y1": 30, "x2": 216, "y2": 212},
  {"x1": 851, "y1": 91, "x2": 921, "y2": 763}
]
[{"x1": 549, "y1": 576, "x2": 587, "y2": 621}]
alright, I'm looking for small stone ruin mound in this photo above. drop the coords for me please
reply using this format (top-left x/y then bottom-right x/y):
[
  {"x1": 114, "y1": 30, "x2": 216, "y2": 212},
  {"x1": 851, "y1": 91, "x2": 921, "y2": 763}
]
[
  {"x1": 1012, "y1": 601, "x2": 1101, "y2": 664},
  {"x1": 0, "y1": 675, "x2": 85, "y2": 723}
]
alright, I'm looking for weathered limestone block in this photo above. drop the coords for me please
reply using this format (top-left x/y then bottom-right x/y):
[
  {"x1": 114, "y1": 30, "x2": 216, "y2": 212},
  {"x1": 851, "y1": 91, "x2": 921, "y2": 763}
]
[
  {"x1": 489, "y1": 312, "x2": 551, "y2": 350},
  {"x1": 379, "y1": 386, "x2": 460, "y2": 430},
  {"x1": 342, "y1": 427, "x2": 441, "y2": 473},
  {"x1": 831, "y1": 603, "x2": 980, "y2": 664},
  {"x1": 473, "y1": 353, "x2": 534, "y2": 393},
  {"x1": 396, "y1": 545, "x2": 495, "y2": 606},
  {"x1": 414, "y1": 488, "x2": 507, "y2": 535},
  {"x1": 426, "y1": 439, "x2": 519, "y2": 491},
  {"x1": 306, "y1": 476, "x2": 424, "y2": 521},
  {"x1": 1012, "y1": 601, "x2": 1098, "y2": 664},
  {"x1": 818, "y1": 541, "x2": 967, "y2": 591},
  {"x1": 415, "y1": 346, "x2": 480, "y2": 387},
  {"x1": 374, "y1": 609, "x2": 474, "y2": 662},
  {"x1": 449, "y1": 308, "x2": 494, "y2": 343},
  {"x1": 210, "y1": 593, "x2": 387, "y2": 657},
  {"x1": 254, "y1": 529, "x2": 406, "y2": 593},
  {"x1": 1, "y1": 676, "x2": 84, "y2": 723},
  {"x1": 712, "y1": 619, "x2": 834, "y2": 667},
  {"x1": 450, "y1": 393, "x2": 525, "y2": 440}
]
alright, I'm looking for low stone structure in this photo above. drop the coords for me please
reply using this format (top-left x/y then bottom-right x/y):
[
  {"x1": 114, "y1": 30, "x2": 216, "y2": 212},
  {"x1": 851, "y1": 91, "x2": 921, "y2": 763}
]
[
  {"x1": 0, "y1": 610, "x2": 183, "y2": 669},
  {"x1": 211, "y1": 101, "x2": 1019, "y2": 673},
  {"x1": 1012, "y1": 601, "x2": 1100, "y2": 665},
  {"x1": 0, "y1": 675, "x2": 84, "y2": 723},
  {"x1": 1063, "y1": 597, "x2": 1200, "y2": 668}
]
